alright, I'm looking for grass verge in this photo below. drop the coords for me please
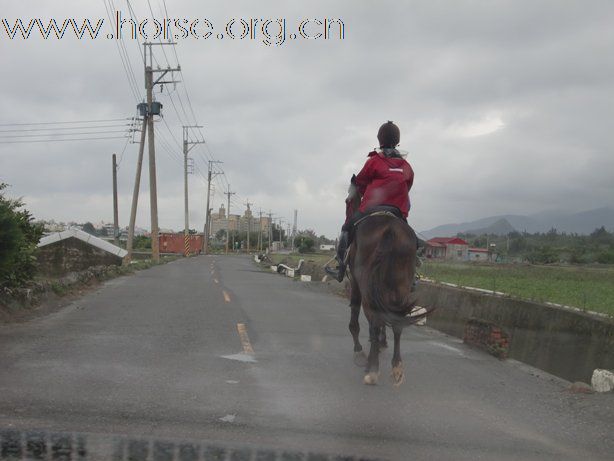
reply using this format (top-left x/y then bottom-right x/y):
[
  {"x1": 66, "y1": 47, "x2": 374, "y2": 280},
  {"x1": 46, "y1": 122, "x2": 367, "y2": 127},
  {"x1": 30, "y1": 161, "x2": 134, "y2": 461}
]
[{"x1": 421, "y1": 261, "x2": 614, "y2": 316}]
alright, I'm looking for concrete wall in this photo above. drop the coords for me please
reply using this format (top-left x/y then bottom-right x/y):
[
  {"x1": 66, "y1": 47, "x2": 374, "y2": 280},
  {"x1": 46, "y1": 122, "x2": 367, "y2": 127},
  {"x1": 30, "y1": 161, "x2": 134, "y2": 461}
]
[
  {"x1": 417, "y1": 282, "x2": 614, "y2": 383},
  {"x1": 37, "y1": 237, "x2": 123, "y2": 276}
]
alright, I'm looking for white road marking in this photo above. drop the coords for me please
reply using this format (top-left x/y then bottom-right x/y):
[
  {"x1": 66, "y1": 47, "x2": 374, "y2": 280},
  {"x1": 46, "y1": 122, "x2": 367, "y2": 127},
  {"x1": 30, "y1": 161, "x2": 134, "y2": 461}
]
[
  {"x1": 219, "y1": 414, "x2": 236, "y2": 423},
  {"x1": 220, "y1": 353, "x2": 257, "y2": 363},
  {"x1": 429, "y1": 341, "x2": 465, "y2": 356},
  {"x1": 226, "y1": 380, "x2": 239, "y2": 384},
  {"x1": 223, "y1": 291, "x2": 231, "y2": 303}
]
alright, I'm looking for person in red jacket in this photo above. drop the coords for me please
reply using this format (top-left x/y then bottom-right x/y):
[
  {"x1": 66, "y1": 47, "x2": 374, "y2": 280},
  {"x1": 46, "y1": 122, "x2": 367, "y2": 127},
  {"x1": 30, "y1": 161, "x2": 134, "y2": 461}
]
[{"x1": 326, "y1": 121, "x2": 414, "y2": 282}]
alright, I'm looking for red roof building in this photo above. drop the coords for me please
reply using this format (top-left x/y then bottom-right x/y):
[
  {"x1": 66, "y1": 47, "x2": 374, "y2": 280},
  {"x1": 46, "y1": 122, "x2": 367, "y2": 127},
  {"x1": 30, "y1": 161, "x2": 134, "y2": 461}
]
[{"x1": 425, "y1": 237, "x2": 469, "y2": 261}]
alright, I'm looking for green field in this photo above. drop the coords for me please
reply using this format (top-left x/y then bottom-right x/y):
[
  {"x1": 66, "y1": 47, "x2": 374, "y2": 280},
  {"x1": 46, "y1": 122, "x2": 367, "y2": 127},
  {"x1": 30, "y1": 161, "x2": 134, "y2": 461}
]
[
  {"x1": 266, "y1": 253, "x2": 614, "y2": 316},
  {"x1": 421, "y1": 261, "x2": 614, "y2": 316}
]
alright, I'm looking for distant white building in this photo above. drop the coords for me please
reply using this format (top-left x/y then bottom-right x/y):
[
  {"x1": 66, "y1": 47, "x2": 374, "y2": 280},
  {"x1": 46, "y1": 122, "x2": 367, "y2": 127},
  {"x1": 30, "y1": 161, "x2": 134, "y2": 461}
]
[
  {"x1": 320, "y1": 244, "x2": 335, "y2": 251},
  {"x1": 468, "y1": 248, "x2": 490, "y2": 261}
]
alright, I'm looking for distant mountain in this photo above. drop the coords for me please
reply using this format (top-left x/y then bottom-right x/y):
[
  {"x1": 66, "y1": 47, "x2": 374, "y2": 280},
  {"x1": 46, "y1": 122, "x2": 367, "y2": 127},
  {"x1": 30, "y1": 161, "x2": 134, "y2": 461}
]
[
  {"x1": 465, "y1": 218, "x2": 516, "y2": 236},
  {"x1": 420, "y1": 207, "x2": 614, "y2": 239}
]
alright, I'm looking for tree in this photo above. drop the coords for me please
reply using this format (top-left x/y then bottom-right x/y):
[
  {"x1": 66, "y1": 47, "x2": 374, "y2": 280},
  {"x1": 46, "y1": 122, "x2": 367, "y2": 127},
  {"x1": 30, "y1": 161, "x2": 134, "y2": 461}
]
[
  {"x1": 590, "y1": 226, "x2": 612, "y2": 245},
  {"x1": 82, "y1": 222, "x2": 96, "y2": 235},
  {"x1": 215, "y1": 229, "x2": 227, "y2": 241},
  {"x1": 296, "y1": 236, "x2": 315, "y2": 254},
  {"x1": 0, "y1": 184, "x2": 43, "y2": 287}
]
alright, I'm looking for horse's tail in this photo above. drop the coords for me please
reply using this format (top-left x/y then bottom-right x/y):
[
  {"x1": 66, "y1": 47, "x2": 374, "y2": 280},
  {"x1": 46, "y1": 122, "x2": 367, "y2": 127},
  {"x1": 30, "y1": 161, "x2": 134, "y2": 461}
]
[{"x1": 366, "y1": 226, "x2": 435, "y2": 327}]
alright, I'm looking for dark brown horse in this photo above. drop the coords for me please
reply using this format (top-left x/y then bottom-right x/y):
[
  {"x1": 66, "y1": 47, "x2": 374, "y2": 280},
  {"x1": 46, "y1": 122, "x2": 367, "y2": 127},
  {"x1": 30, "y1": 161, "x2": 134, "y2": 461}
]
[{"x1": 346, "y1": 209, "x2": 431, "y2": 386}]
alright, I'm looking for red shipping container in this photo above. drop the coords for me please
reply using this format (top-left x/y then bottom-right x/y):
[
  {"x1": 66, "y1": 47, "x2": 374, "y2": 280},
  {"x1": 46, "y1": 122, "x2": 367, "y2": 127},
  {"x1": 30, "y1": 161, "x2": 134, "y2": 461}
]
[{"x1": 159, "y1": 233, "x2": 204, "y2": 255}]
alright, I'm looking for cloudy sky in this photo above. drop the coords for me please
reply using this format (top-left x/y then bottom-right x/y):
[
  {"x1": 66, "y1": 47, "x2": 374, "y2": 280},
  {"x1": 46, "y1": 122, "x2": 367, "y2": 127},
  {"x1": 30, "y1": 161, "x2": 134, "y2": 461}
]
[{"x1": 1, "y1": 0, "x2": 613, "y2": 237}]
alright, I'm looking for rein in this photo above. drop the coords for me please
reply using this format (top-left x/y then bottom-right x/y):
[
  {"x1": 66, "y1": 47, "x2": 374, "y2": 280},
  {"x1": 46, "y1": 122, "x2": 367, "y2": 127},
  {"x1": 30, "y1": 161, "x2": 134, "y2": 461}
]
[{"x1": 353, "y1": 211, "x2": 401, "y2": 227}]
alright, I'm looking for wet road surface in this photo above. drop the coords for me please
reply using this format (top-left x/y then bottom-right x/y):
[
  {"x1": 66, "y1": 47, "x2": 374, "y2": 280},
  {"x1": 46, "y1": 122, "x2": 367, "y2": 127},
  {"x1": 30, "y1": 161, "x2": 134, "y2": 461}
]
[{"x1": 1, "y1": 255, "x2": 613, "y2": 460}]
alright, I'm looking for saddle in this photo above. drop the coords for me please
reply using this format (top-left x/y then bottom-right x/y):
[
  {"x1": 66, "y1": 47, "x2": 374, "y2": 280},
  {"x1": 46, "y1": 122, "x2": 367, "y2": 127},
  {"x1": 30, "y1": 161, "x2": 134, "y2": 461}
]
[{"x1": 352, "y1": 205, "x2": 406, "y2": 228}]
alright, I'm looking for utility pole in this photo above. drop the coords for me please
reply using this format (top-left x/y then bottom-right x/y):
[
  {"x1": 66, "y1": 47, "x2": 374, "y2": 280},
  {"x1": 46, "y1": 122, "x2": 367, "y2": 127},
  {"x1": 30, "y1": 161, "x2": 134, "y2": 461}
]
[
  {"x1": 144, "y1": 42, "x2": 180, "y2": 262},
  {"x1": 275, "y1": 217, "x2": 285, "y2": 249},
  {"x1": 204, "y1": 160, "x2": 223, "y2": 254},
  {"x1": 268, "y1": 211, "x2": 274, "y2": 252},
  {"x1": 112, "y1": 154, "x2": 119, "y2": 246},
  {"x1": 126, "y1": 117, "x2": 148, "y2": 263},
  {"x1": 244, "y1": 199, "x2": 253, "y2": 253},
  {"x1": 258, "y1": 209, "x2": 263, "y2": 252},
  {"x1": 225, "y1": 186, "x2": 236, "y2": 254},
  {"x1": 292, "y1": 209, "x2": 298, "y2": 252},
  {"x1": 182, "y1": 125, "x2": 203, "y2": 256}
]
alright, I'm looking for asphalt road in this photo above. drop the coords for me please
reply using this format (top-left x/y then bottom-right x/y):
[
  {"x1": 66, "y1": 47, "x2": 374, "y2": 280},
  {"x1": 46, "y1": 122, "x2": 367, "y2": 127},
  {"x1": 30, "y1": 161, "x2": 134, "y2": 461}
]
[{"x1": 1, "y1": 255, "x2": 612, "y2": 460}]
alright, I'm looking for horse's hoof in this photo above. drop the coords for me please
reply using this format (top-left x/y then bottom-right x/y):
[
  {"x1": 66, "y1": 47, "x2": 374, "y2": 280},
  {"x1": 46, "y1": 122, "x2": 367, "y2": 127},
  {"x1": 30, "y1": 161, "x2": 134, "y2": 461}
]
[
  {"x1": 391, "y1": 365, "x2": 404, "y2": 387},
  {"x1": 353, "y1": 351, "x2": 368, "y2": 367},
  {"x1": 363, "y1": 372, "x2": 379, "y2": 385}
]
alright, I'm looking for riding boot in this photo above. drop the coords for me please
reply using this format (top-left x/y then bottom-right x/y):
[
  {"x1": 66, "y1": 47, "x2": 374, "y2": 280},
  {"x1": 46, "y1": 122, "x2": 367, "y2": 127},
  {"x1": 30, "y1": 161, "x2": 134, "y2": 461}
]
[{"x1": 325, "y1": 231, "x2": 350, "y2": 282}]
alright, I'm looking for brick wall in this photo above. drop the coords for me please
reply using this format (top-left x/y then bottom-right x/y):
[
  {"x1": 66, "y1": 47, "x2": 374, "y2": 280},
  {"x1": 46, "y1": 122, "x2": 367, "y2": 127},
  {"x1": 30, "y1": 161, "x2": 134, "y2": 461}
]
[{"x1": 463, "y1": 318, "x2": 510, "y2": 359}]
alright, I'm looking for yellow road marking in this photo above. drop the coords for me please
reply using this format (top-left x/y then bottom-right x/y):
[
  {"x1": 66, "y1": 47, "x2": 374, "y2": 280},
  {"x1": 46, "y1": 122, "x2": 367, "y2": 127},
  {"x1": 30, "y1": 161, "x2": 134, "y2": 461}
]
[
  {"x1": 223, "y1": 290, "x2": 231, "y2": 303},
  {"x1": 236, "y1": 323, "x2": 254, "y2": 355},
  {"x1": 214, "y1": 278, "x2": 219, "y2": 284}
]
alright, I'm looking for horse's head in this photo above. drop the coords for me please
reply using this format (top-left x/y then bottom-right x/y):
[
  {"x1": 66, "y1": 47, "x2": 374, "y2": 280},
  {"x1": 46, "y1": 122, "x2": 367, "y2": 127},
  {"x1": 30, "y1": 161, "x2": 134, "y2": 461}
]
[{"x1": 347, "y1": 177, "x2": 361, "y2": 211}]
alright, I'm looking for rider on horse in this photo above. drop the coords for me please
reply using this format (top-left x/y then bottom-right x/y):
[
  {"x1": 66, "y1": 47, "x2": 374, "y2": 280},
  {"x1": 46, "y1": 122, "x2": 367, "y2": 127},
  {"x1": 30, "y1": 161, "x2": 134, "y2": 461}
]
[{"x1": 326, "y1": 121, "x2": 415, "y2": 282}]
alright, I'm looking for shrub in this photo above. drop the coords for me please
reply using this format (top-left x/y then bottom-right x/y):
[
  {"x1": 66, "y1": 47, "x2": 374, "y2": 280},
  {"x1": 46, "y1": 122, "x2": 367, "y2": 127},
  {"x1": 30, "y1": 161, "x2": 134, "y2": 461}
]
[
  {"x1": 596, "y1": 251, "x2": 614, "y2": 264},
  {"x1": 0, "y1": 184, "x2": 43, "y2": 287}
]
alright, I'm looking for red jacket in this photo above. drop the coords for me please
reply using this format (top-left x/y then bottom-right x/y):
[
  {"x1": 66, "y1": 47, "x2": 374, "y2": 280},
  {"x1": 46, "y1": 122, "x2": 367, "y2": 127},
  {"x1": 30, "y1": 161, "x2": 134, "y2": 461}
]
[{"x1": 355, "y1": 151, "x2": 414, "y2": 217}]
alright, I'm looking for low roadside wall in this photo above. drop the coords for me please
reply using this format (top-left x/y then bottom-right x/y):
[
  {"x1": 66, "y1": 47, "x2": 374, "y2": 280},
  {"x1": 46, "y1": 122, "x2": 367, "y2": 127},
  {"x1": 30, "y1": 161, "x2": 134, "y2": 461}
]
[{"x1": 417, "y1": 282, "x2": 614, "y2": 383}]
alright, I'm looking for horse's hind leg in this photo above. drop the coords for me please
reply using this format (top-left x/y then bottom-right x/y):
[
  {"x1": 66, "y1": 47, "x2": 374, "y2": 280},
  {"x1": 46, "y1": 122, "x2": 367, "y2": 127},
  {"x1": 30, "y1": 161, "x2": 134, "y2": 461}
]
[
  {"x1": 349, "y1": 279, "x2": 367, "y2": 367},
  {"x1": 390, "y1": 324, "x2": 404, "y2": 386},
  {"x1": 364, "y1": 321, "x2": 381, "y2": 385},
  {"x1": 349, "y1": 308, "x2": 367, "y2": 368},
  {"x1": 378, "y1": 326, "x2": 388, "y2": 349}
]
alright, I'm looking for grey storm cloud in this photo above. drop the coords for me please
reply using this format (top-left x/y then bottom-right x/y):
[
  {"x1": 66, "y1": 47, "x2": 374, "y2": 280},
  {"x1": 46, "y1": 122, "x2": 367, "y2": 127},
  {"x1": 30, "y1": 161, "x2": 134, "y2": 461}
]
[{"x1": 1, "y1": 0, "x2": 613, "y2": 237}]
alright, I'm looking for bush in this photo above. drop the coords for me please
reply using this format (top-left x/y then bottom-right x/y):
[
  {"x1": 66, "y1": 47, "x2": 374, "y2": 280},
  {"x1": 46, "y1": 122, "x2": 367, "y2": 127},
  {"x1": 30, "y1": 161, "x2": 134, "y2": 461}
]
[
  {"x1": 0, "y1": 184, "x2": 43, "y2": 287},
  {"x1": 133, "y1": 235, "x2": 152, "y2": 249},
  {"x1": 526, "y1": 246, "x2": 559, "y2": 264},
  {"x1": 596, "y1": 251, "x2": 614, "y2": 264},
  {"x1": 296, "y1": 236, "x2": 315, "y2": 254}
]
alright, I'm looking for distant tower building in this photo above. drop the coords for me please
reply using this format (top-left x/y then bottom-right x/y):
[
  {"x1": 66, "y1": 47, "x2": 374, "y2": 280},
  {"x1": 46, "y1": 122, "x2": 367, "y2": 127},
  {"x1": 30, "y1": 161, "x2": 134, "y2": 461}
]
[{"x1": 210, "y1": 203, "x2": 229, "y2": 237}]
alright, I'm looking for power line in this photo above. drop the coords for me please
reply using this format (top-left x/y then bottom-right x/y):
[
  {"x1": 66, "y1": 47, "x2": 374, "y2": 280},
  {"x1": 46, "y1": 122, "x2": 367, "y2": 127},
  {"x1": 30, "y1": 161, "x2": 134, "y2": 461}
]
[
  {"x1": 0, "y1": 135, "x2": 129, "y2": 144},
  {"x1": 0, "y1": 123, "x2": 131, "y2": 133},
  {"x1": 116, "y1": 136, "x2": 131, "y2": 167},
  {"x1": 125, "y1": 0, "x2": 146, "y2": 64},
  {"x1": 0, "y1": 129, "x2": 130, "y2": 139},
  {"x1": 0, "y1": 118, "x2": 130, "y2": 127},
  {"x1": 146, "y1": 0, "x2": 172, "y2": 67},
  {"x1": 103, "y1": 0, "x2": 141, "y2": 102}
]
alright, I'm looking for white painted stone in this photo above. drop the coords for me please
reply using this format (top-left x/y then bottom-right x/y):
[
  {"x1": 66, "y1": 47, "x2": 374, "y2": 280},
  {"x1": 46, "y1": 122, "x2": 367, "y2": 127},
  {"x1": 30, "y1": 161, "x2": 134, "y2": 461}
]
[
  {"x1": 322, "y1": 275, "x2": 329, "y2": 282},
  {"x1": 591, "y1": 369, "x2": 614, "y2": 393},
  {"x1": 271, "y1": 265, "x2": 278, "y2": 272},
  {"x1": 286, "y1": 269, "x2": 295, "y2": 277},
  {"x1": 300, "y1": 275, "x2": 311, "y2": 282},
  {"x1": 410, "y1": 306, "x2": 427, "y2": 326}
]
